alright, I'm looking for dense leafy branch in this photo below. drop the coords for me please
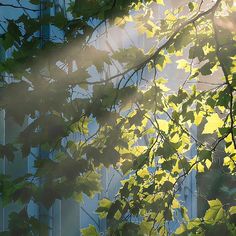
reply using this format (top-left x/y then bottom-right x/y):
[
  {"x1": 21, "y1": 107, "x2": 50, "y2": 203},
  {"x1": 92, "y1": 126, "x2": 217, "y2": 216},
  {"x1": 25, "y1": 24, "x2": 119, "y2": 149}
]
[{"x1": 92, "y1": 0, "x2": 222, "y2": 86}]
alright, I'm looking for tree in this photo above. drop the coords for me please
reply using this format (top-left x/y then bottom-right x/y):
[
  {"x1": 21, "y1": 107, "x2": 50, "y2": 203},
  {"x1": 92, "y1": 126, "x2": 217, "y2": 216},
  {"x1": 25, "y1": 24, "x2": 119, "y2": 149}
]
[{"x1": 0, "y1": 0, "x2": 236, "y2": 235}]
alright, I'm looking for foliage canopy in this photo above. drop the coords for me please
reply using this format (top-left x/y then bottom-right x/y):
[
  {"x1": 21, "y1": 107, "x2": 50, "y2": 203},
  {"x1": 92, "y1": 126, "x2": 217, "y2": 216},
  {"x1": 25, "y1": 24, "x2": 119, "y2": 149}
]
[{"x1": 0, "y1": 0, "x2": 236, "y2": 235}]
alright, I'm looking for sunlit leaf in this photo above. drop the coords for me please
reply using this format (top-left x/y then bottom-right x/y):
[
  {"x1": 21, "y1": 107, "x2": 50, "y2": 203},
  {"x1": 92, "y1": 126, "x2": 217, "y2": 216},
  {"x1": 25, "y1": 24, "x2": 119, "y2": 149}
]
[
  {"x1": 156, "y1": 0, "x2": 165, "y2": 6},
  {"x1": 81, "y1": 225, "x2": 99, "y2": 236},
  {"x1": 202, "y1": 113, "x2": 224, "y2": 134}
]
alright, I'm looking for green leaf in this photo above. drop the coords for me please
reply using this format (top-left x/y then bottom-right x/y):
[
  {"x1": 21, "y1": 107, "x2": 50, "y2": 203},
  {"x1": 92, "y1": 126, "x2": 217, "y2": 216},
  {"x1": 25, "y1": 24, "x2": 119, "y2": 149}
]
[
  {"x1": 198, "y1": 150, "x2": 212, "y2": 161},
  {"x1": 96, "y1": 198, "x2": 112, "y2": 218},
  {"x1": 53, "y1": 13, "x2": 68, "y2": 28},
  {"x1": 199, "y1": 62, "x2": 216, "y2": 75},
  {"x1": 81, "y1": 225, "x2": 99, "y2": 236},
  {"x1": 229, "y1": 206, "x2": 236, "y2": 215},
  {"x1": 0, "y1": 144, "x2": 16, "y2": 161},
  {"x1": 204, "y1": 199, "x2": 224, "y2": 224},
  {"x1": 139, "y1": 221, "x2": 153, "y2": 235},
  {"x1": 156, "y1": 0, "x2": 165, "y2": 5},
  {"x1": 175, "y1": 223, "x2": 187, "y2": 235},
  {"x1": 188, "y1": 2, "x2": 195, "y2": 12}
]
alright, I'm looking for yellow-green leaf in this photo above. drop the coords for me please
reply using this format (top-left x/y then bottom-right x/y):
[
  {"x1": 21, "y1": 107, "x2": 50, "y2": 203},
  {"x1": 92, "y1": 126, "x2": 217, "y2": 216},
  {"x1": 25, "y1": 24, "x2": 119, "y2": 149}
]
[
  {"x1": 157, "y1": 119, "x2": 169, "y2": 133},
  {"x1": 137, "y1": 167, "x2": 149, "y2": 178},
  {"x1": 202, "y1": 113, "x2": 224, "y2": 134},
  {"x1": 229, "y1": 206, "x2": 236, "y2": 215},
  {"x1": 175, "y1": 223, "x2": 186, "y2": 235},
  {"x1": 156, "y1": 0, "x2": 164, "y2": 6},
  {"x1": 204, "y1": 199, "x2": 224, "y2": 224},
  {"x1": 81, "y1": 225, "x2": 99, "y2": 236}
]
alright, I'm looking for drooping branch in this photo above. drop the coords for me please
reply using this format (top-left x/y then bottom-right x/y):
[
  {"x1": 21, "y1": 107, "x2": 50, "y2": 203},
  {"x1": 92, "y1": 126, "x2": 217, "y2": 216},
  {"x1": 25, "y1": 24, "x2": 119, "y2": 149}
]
[{"x1": 85, "y1": 0, "x2": 222, "y2": 86}]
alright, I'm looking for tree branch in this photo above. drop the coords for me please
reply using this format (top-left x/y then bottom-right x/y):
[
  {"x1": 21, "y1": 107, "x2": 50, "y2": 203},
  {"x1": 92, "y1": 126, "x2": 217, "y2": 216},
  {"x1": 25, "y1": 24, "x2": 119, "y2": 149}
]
[
  {"x1": 82, "y1": 0, "x2": 222, "y2": 86},
  {"x1": 0, "y1": 3, "x2": 40, "y2": 12}
]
